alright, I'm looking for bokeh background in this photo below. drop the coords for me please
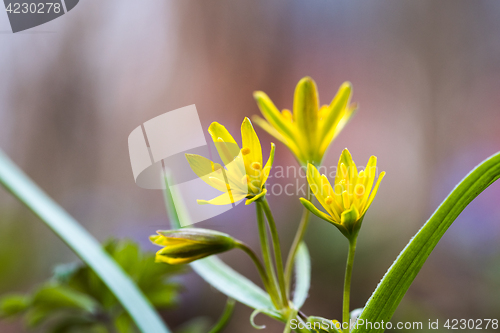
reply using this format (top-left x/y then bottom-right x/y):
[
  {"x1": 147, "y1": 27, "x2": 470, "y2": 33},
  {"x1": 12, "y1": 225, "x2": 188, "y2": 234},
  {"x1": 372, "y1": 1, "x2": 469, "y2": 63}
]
[{"x1": 1, "y1": 0, "x2": 500, "y2": 332}]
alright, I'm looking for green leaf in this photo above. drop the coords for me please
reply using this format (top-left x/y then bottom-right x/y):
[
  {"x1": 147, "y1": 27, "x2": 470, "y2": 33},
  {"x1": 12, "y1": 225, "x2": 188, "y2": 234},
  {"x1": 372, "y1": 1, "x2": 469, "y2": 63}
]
[
  {"x1": 105, "y1": 239, "x2": 141, "y2": 277},
  {"x1": 143, "y1": 284, "x2": 179, "y2": 308},
  {"x1": 191, "y1": 257, "x2": 281, "y2": 320},
  {"x1": 292, "y1": 242, "x2": 310, "y2": 310},
  {"x1": 49, "y1": 316, "x2": 96, "y2": 333},
  {"x1": 352, "y1": 152, "x2": 500, "y2": 333},
  {"x1": 0, "y1": 150, "x2": 171, "y2": 333},
  {"x1": 25, "y1": 307, "x2": 54, "y2": 327},
  {"x1": 53, "y1": 262, "x2": 81, "y2": 284},
  {"x1": 115, "y1": 312, "x2": 135, "y2": 333},
  {"x1": 33, "y1": 284, "x2": 98, "y2": 313},
  {"x1": 0, "y1": 294, "x2": 31, "y2": 317}
]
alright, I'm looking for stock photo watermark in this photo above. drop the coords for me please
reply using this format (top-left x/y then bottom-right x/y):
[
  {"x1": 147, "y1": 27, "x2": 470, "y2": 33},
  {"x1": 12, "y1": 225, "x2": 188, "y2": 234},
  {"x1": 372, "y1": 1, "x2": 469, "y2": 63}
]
[
  {"x1": 3, "y1": 0, "x2": 79, "y2": 33},
  {"x1": 290, "y1": 318, "x2": 499, "y2": 331}
]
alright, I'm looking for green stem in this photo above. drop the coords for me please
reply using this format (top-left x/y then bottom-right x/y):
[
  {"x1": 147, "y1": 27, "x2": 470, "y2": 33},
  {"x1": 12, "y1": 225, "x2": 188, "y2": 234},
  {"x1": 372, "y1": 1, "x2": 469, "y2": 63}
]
[
  {"x1": 255, "y1": 203, "x2": 283, "y2": 309},
  {"x1": 284, "y1": 190, "x2": 312, "y2": 294},
  {"x1": 235, "y1": 241, "x2": 276, "y2": 305},
  {"x1": 207, "y1": 298, "x2": 236, "y2": 333},
  {"x1": 260, "y1": 198, "x2": 289, "y2": 308},
  {"x1": 343, "y1": 238, "x2": 357, "y2": 333}
]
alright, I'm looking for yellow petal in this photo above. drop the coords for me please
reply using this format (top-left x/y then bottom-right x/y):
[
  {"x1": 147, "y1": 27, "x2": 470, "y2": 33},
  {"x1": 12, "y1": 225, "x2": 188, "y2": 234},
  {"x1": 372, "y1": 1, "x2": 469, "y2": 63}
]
[
  {"x1": 197, "y1": 191, "x2": 246, "y2": 206},
  {"x1": 319, "y1": 101, "x2": 357, "y2": 156},
  {"x1": 252, "y1": 115, "x2": 306, "y2": 165},
  {"x1": 335, "y1": 149, "x2": 358, "y2": 188},
  {"x1": 320, "y1": 174, "x2": 341, "y2": 220},
  {"x1": 209, "y1": 177, "x2": 230, "y2": 193},
  {"x1": 185, "y1": 154, "x2": 228, "y2": 192},
  {"x1": 293, "y1": 77, "x2": 319, "y2": 152},
  {"x1": 318, "y1": 105, "x2": 329, "y2": 119},
  {"x1": 332, "y1": 103, "x2": 358, "y2": 139},
  {"x1": 319, "y1": 82, "x2": 351, "y2": 143},
  {"x1": 335, "y1": 149, "x2": 356, "y2": 185},
  {"x1": 307, "y1": 164, "x2": 337, "y2": 219},
  {"x1": 358, "y1": 156, "x2": 377, "y2": 209},
  {"x1": 299, "y1": 197, "x2": 336, "y2": 224},
  {"x1": 222, "y1": 154, "x2": 249, "y2": 195},
  {"x1": 282, "y1": 109, "x2": 293, "y2": 122},
  {"x1": 253, "y1": 91, "x2": 298, "y2": 144},
  {"x1": 149, "y1": 235, "x2": 168, "y2": 246},
  {"x1": 208, "y1": 122, "x2": 240, "y2": 166},
  {"x1": 362, "y1": 171, "x2": 386, "y2": 214},
  {"x1": 208, "y1": 122, "x2": 237, "y2": 145},
  {"x1": 364, "y1": 155, "x2": 378, "y2": 181},
  {"x1": 251, "y1": 115, "x2": 287, "y2": 144},
  {"x1": 155, "y1": 253, "x2": 207, "y2": 265},
  {"x1": 342, "y1": 190, "x2": 351, "y2": 210},
  {"x1": 261, "y1": 143, "x2": 275, "y2": 185},
  {"x1": 307, "y1": 163, "x2": 323, "y2": 199},
  {"x1": 241, "y1": 117, "x2": 263, "y2": 178}
]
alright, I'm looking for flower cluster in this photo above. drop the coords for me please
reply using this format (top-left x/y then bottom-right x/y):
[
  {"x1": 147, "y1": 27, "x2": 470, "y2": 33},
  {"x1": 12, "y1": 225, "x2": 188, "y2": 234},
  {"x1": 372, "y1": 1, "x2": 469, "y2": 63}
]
[
  {"x1": 185, "y1": 117, "x2": 275, "y2": 206},
  {"x1": 149, "y1": 76, "x2": 386, "y2": 331}
]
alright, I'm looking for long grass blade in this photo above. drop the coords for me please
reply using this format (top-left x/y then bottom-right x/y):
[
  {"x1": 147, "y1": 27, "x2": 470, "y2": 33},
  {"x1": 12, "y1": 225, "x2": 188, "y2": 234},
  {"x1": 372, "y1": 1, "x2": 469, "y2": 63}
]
[{"x1": 0, "y1": 151, "x2": 170, "y2": 333}]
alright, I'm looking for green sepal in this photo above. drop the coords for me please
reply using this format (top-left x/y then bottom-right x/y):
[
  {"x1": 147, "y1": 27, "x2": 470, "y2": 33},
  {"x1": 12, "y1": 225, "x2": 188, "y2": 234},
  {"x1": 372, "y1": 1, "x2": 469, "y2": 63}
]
[{"x1": 246, "y1": 189, "x2": 268, "y2": 205}]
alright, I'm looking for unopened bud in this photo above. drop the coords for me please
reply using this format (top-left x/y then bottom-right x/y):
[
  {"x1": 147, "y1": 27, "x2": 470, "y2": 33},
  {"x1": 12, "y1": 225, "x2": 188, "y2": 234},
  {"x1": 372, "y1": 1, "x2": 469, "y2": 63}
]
[{"x1": 150, "y1": 228, "x2": 236, "y2": 265}]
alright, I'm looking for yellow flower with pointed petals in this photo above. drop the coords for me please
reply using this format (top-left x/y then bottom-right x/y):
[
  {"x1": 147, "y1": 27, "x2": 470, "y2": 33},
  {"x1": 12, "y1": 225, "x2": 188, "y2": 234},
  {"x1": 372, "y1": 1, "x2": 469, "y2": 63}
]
[
  {"x1": 150, "y1": 228, "x2": 236, "y2": 265},
  {"x1": 300, "y1": 148, "x2": 385, "y2": 239},
  {"x1": 253, "y1": 76, "x2": 357, "y2": 166},
  {"x1": 186, "y1": 117, "x2": 275, "y2": 206}
]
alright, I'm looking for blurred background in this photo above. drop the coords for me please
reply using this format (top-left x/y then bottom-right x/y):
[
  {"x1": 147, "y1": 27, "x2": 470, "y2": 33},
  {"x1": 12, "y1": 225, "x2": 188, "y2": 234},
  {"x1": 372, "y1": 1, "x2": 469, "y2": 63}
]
[{"x1": 1, "y1": 0, "x2": 500, "y2": 332}]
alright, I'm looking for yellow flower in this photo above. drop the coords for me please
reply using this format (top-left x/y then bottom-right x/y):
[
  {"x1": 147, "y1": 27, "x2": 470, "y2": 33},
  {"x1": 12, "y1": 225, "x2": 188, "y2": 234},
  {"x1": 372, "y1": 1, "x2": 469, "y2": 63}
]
[
  {"x1": 186, "y1": 117, "x2": 275, "y2": 206},
  {"x1": 150, "y1": 228, "x2": 236, "y2": 265},
  {"x1": 253, "y1": 76, "x2": 357, "y2": 166},
  {"x1": 300, "y1": 149, "x2": 385, "y2": 239}
]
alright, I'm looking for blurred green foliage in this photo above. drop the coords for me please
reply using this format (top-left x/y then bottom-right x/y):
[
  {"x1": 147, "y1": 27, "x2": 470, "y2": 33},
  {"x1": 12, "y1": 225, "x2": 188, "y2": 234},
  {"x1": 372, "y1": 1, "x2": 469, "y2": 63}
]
[{"x1": 0, "y1": 239, "x2": 190, "y2": 333}]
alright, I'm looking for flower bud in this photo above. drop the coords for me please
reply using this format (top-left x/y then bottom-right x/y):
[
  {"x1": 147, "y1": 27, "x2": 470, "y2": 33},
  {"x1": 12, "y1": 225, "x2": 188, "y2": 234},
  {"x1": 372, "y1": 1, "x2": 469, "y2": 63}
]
[{"x1": 150, "y1": 228, "x2": 236, "y2": 264}]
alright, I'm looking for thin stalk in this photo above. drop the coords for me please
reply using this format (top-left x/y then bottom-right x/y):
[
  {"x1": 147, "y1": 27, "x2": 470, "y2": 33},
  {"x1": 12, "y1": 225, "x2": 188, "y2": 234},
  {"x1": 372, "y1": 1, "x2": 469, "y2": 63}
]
[
  {"x1": 260, "y1": 198, "x2": 288, "y2": 308},
  {"x1": 207, "y1": 298, "x2": 236, "y2": 333},
  {"x1": 235, "y1": 241, "x2": 277, "y2": 308},
  {"x1": 284, "y1": 190, "x2": 312, "y2": 293},
  {"x1": 342, "y1": 238, "x2": 357, "y2": 333},
  {"x1": 256, "y1": 203, "x2": 283, "y2": 309}
]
